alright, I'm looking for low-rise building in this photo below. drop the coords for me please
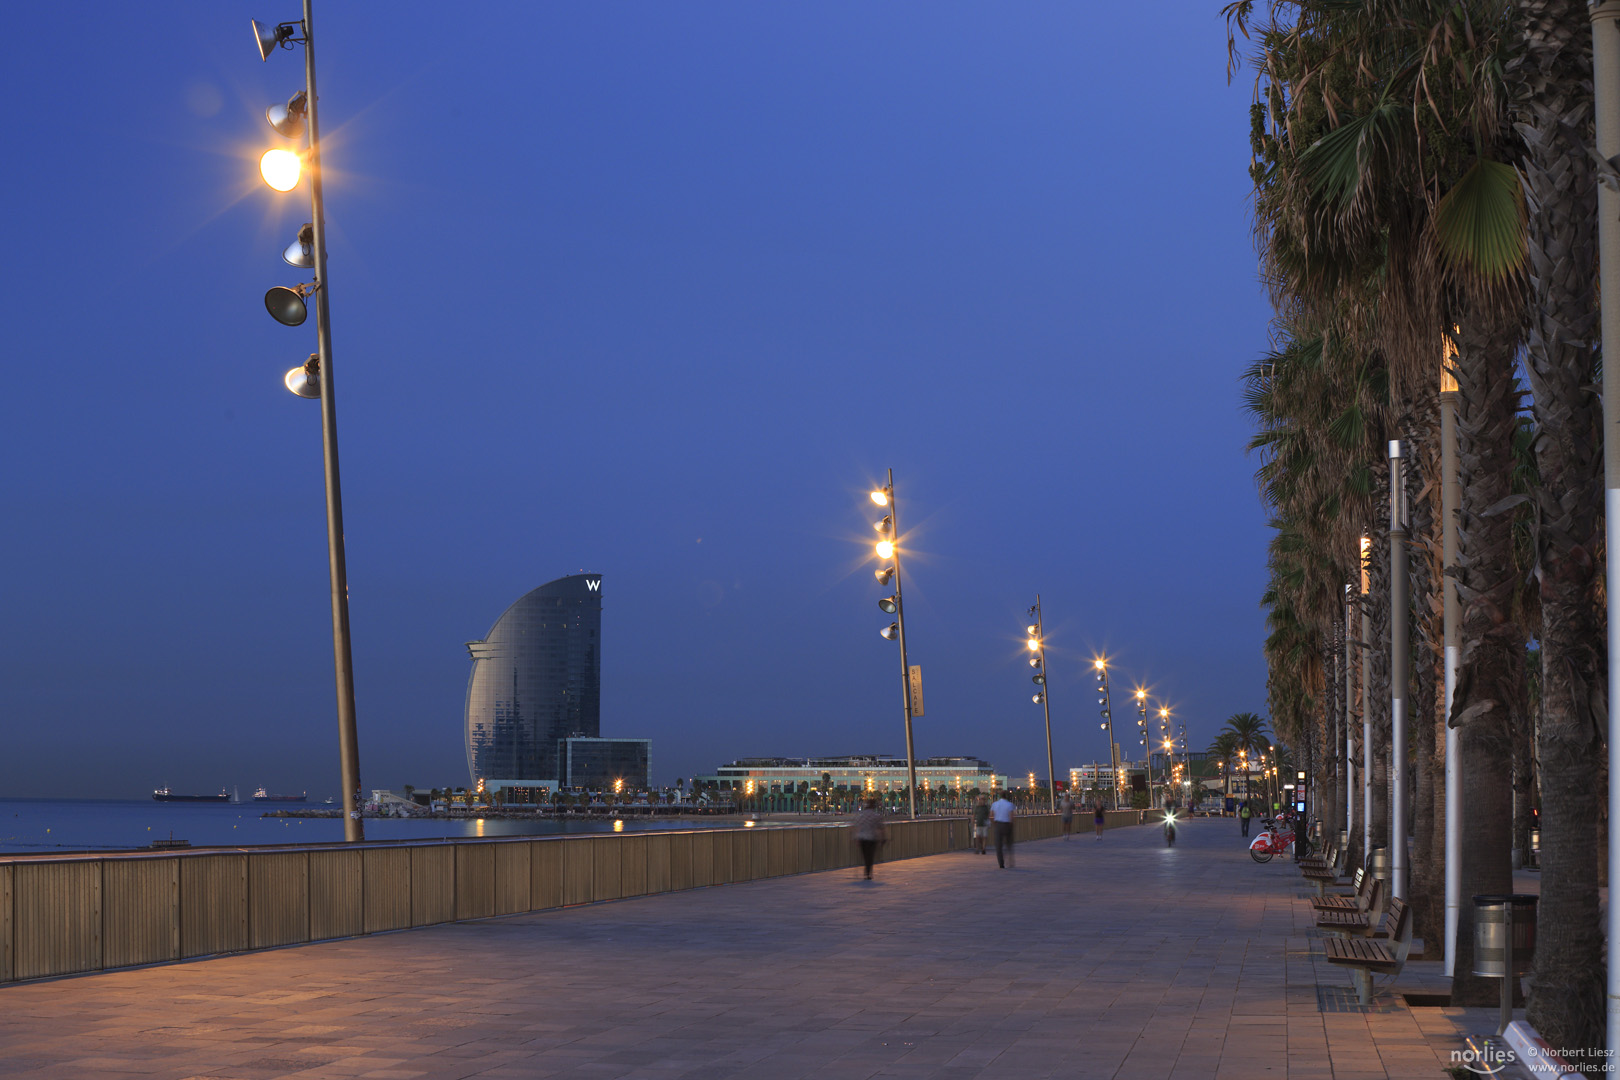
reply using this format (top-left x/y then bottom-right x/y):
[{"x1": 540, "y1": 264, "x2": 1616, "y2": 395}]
[{"x1": 695, "y1": 754, "x2": 1004, "y2": 795}]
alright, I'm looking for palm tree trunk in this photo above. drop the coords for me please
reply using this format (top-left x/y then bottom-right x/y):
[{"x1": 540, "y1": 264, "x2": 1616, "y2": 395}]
[
  {"x1": 1447, "y1": 308, "x2": 1524, "y2": 1007},
  {"x1": 1407, "y1": 420, "x2": 1441, "y2": 948},
  {"x1": 1512, "y1": 0, "x2": 1607, "y2": 1052}
]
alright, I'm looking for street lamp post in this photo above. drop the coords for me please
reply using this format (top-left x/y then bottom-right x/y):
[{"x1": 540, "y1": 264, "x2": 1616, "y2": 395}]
[
  {"x1": 1134, "y1": 690, "x2": 1151, "y2": 805},
  {"x1": 1094, "y1": 659, "x2": 1120, "y2": 810},
  {"x1": 1026, "y1": 597, "x2": 1057, "y2": 814},
  {"x1": 870, "y1": 470, "x2": 919, "y2": 818},
  {"x1": 1389, "y1": 439, "x2": 1410, "y2": 903},
  {"x1": 252, "y1": 5, "x2": 363, "y2": 841}
]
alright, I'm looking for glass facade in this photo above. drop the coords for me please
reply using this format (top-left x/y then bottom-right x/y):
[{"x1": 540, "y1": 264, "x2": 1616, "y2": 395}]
[
  {"x1": 464, "y1": 573, "x2": 602, "y2": 785},
  {"x1": 559, "y1": 737, "x2": 651, "y2": 791}
]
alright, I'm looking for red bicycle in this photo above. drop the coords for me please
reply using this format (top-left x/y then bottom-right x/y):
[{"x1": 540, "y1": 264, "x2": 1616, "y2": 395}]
[{"x1": 1249, "y1": 816, "x2": 1295, "y2": 863}]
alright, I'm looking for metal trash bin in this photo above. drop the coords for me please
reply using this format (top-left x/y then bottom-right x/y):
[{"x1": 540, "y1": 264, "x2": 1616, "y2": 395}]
[
  {"x1": 1474, "y1": 894, "x2": 1537, "y2": 1035},
  {"x1": 1367, "y1": 846, "x2": 1389, "y2": 883},
  {"x1": 1473, "y1": 894, "x2": 1537, "y2": 977}
]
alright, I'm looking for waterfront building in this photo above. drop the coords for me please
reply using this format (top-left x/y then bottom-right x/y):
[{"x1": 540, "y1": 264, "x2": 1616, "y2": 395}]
[
  {"x1": 559, "y1": 737, "x2": 650, "y2": 791},
  {"x1": 695, "y1": 755, "x2": 1004, "y2": 795},
  {"x1": 464, "y1": 573, "x2": 603, "y2": 787}
]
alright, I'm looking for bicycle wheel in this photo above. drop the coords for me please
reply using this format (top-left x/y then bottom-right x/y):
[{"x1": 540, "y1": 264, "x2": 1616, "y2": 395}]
[{"x1": 1250, "y1": 845, "x2": 1273, "y2": 863}]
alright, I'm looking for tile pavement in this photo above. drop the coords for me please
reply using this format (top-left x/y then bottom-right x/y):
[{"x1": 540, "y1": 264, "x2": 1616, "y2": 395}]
[{"x1": 0, "y1": 818, "x2": 1513, "y2": 1079}]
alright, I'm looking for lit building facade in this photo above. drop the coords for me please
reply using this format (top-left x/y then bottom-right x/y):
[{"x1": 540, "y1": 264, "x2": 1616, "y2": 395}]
[
  {"x1": 696, "y1": 755, "x2": 1004, "y2": 794},
  {"x1": 464, "y1": 573, "x2": 602, "y2": 786}
]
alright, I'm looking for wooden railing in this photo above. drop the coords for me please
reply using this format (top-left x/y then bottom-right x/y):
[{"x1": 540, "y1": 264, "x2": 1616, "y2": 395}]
[{"x1": 0, "y1": 811, "x2": 1130, "y2": 983}]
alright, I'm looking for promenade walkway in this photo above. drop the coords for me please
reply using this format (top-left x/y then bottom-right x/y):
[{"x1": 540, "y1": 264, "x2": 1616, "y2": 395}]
[{"x1": 1, "y1": 818, "x2": 1497, "y2": 1079}]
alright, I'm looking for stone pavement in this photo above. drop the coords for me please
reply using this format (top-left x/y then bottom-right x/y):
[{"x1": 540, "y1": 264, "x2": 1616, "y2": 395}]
[{"x1": 0, "y1": 818, "x2": 1505, "y2": 1079}]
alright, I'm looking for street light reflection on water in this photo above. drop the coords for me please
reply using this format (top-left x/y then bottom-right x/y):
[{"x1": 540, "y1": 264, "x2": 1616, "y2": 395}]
[{"x1": 613, "y1": 819, "x2": 624, "y2": 832}]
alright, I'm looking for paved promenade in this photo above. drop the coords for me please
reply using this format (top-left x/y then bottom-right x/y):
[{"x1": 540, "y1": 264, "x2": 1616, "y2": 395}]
[{"x1": 2, "y1": 818, "x2": 1499, "y2": 1079}]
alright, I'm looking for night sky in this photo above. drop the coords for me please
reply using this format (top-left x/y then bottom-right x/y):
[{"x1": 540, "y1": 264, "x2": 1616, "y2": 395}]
[{"x1": 1, "y1": 3, "x2": 1273, "y2": 799}]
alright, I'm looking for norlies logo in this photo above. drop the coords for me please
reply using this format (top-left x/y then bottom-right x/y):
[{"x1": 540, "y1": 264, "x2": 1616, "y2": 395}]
[
  {"x1": 1450, "y1": 1045, "x2": 1514, "y2": 1075},
  {"x1": 586, "y1": 578, "x2": 601, "y2": 592}
]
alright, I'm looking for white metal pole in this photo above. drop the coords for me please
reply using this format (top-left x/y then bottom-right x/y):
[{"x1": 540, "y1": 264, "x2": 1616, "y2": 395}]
[
  {"x1": 1361, "y1": 537, "x2": 1372, "y2": 864},
  {"x1": 1389, "y1": 440, "x2": 1409, "y2": 902},
  {"x1": 1345, "y1": 584, "x2": 1355, "y2": 843}
]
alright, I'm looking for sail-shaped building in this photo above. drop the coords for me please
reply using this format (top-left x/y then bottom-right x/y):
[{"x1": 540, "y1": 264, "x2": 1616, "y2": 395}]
[{"x1": 464, "y1": 573, "x2": 602, "y2": 786}]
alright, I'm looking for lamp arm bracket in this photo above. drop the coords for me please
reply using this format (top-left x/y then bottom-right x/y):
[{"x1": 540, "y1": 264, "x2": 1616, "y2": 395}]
[{"x1": 275, "y1": 21, "x2": 309, "y2": 49}]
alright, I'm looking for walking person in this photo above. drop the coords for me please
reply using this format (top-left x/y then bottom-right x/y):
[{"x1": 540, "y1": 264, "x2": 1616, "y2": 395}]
[
  {"x1": 852, "y1": 797, "x2": 888, "y2": 881},
  {"x1": 971, "y1": 794, "x2": 990, "y2": 854},
  {"x1": 990, "y1": 790, "x2": 1016, "y2": 868},
  {"x1": 1059, "y1": 794, "x2": 1075, "y2": 840},
  {"x1": 1093, "y1": 802, "x2": 1106, "y2": 840},
  {"x1": 1239, "y1": 800, "x2": 1252, "y2": 838}
]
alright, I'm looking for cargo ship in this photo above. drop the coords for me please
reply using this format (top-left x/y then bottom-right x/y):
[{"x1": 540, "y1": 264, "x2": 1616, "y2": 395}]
[
  {"x1": 253, "y1": 788, "x2": 307, "y2": 803},
  {"x1": 152, "y1": 787, "x2": 230, "y2": 802}
]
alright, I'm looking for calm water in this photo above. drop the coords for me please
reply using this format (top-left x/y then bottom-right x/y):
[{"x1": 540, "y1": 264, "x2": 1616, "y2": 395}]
[{"x1": 0, "y1": 799, "x2": 744, "y2": 855}]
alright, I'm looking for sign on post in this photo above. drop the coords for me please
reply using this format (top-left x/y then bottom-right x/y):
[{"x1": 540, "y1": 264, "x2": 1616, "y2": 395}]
[{"x1": 908, "y1": 665, "x2": 924, "y2": 717}]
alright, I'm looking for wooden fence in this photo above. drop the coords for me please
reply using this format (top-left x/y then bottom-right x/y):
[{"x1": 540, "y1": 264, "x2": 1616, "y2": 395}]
[{"x1": 0, "y1": 811, "x2": 1122, "y2": 984}]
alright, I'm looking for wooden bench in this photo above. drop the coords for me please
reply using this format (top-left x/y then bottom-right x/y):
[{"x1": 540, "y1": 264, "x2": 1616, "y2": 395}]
[
  {"x1": 1300, "y1": 842, "x2": 1346, "y2": 896},
  {"x1": 1323, "y1": 897, "x2": 1412, "y2": 1005},
  {"x1": 1315, "y1": 881, "x2": 1392, "y2": 936},
  {"x1": 1310, "y1": 868, "x2": 1375, "y2": 913}
]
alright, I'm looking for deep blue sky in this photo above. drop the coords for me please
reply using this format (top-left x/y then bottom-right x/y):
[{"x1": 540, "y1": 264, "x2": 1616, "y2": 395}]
[{"x1": 1, "y1": 3, "x2": 1274, "y2": 799}]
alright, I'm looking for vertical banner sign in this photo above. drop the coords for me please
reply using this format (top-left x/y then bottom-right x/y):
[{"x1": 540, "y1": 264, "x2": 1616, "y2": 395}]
[{"x1": 908, "y1": 665, "x2": 924, "y2": 718}]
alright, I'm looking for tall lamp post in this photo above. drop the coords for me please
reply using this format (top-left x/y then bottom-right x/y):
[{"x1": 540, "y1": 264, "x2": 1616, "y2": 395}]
[
  {"x1": 1094, "y1": 659, "x2": 1120, "y2": 809},
  {"x1": 1134, "y1": 689, "x2": 1151, "y2": 805},
  {"x1": 252, "y1": 7, "x2": 363, "y2": 841},
  {"x1": 870, "y1": 471, "x2": 919, "y2": 818},
  {"x1": 1025, "y1": 598, "x2": 1057, "y2": 814}
]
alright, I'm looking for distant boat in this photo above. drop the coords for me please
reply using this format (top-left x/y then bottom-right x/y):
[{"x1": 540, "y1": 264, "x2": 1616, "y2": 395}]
[
  {"x1": 152, "y1": 787, "x2": 229, "y2": 803},
  {"x1": 253, "y1": 787, "x2": 307, "y2": 803}
]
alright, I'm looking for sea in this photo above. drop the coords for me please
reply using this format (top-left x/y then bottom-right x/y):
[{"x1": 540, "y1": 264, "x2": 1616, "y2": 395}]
[{"x1": 0, "y1": 798, "x2": 742, "y2": 855}]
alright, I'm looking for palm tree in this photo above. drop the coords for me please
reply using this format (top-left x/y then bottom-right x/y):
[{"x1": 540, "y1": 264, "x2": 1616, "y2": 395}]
[
  {"x1": 1207, "y1": 732, "x2": 1240, "y2": 803},
  {"x1": 1222, "y1": 712, "x2": 1270, "y2": 758},
  {"x1": 1507, "y1": 0, "x2": 1606, "y2": 1054},
  {"x1": 1226, "y1": 0, "x2": 1530, "y2": 1005}
]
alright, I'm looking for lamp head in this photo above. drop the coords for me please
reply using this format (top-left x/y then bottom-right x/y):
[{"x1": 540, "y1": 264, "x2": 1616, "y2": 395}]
[
  {"x1": 879, "y1": 623, "x2": 899, "y2": 641},
  {"x1": 282, "y1": 223, "x2": 315, "y2": 268},
  {"x1": 870, "y1": 489, "x2": 889, "y2": 507},
  {"x1": 283, "y1": 354, "x2": 320, "y2": 398},
  {"x1": 264, "y1": 283, "x2": 312, "y2": 326},
  {"x1": 878, "y1": 596, "x2": 898, "y2": 614},
  {"x1": 874, "y1": 565, "x2": 894, "y2": 586},
  {"x1": 259, "y1": 147, "x2": 301, "y2": 191},
  {"x1": 252, "y1": 19, "x2": 297, "y2": 61},
  {"x1": 875, "y1": 540, "x2": 894, "y2": 560},
  {"x1": 1032, "y1": 693, "x2": 1044, "y2": 704},
  {"x1": 265, "y1": 91, "x2": 308, "y2": 138},
  {"x1": 1032, "y1": 673, "x2": 1045, "y2": 685}
]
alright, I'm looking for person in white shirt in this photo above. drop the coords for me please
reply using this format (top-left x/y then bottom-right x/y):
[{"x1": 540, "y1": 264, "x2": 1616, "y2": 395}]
[{"x1": 990, "y1": 792, "x2": 1016, "y2": 868}]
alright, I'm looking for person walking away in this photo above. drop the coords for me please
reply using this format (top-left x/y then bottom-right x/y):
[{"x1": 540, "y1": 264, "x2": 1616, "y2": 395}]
[
  {"x1": 990, "y1": 791, "x2": 1016, "y2": 868},
  {"x1": 972, "y1": 794, "x2": 990, "y2": 854},
  {"x1": 1059, "y1": 794, "x2": 1075, "y2": 840},
  {"x1": 1239, "y1": 800, "x2": 1252, "y2": 838},
  {"x1": 852, "y1": 797, "x2": 888, "y2": 881},
  {"x1": 1093, "y1": 802, "x2": 1106, "y2": 840}
]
